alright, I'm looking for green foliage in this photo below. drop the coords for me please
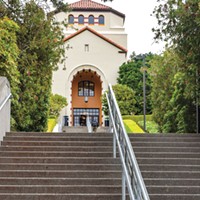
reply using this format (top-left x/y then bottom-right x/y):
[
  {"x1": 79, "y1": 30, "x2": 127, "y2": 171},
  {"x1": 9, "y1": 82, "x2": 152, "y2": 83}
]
[
  {"x1": 151, "y1": 0, "x2": 199, "y2": 133},
  {"x1": 102, "y1": 84, "x2": 137, "y2": 116},
  {"x1": 0, "y1": 17, "x2": 20, "y2": 129},
  {"x1": 138, "y1": 121, "x2": 159, "y2": 134},
  {"x1": 117, "y1": 53, "x2": 153, "y2": 114},
  {"x1": 49, "y1": 94, "x2": 67, "y2": 118},
  {"x1": 0, "y1": 0, "x2": 67, "y2": 131}
]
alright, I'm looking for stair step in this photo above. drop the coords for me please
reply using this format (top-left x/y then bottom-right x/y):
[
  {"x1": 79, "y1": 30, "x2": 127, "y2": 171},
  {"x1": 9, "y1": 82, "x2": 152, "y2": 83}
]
[
  {"x1": 137, "y1": 158, "x2": 200, "y2": 165},
  {"x1": 0, "y1": 185, "x2": 122, "y2": 194},
  {"x1": 141, "y1": 171, "x2": 200, "y2": 179},
  {"x1": 0, "y1": 193, "x2": 125, "y2": 200},
  {"x1": 147, "y1": 185, "x2": 200, "y2": 194},
  {"x1": 1, "y1": 141, "x2": 112, "y2": 146},
  {"x1": 0, "y1": 146, "x2": 113, "y2": 152},
  {"x1": 140, "y1": 164, "x2": 200, "y2": 171},
  {"x1": 0, "y1": 163, "x2": 121, "y2": 171},
  {"x1": 144, "y1": 178, "x2": 200, "y2": 186},
  {"x1": 0, "y1": 151, "x2": 113, "y2": 158},
  {"x1": 0, "y1": 170, "x2": 121, "y2": 178},
  {"x1": 6, "y1": 132, "x2": 112, "y2": 137},
  {"x1": 0, "y1": 157, "x2": 120, "y2": 164},
  {"x1": 131, "y1": 141, "x2": 200, "y2": 147},
  {"x1": 3, "y1": 136, "x2": 113, "y2": 142},
  {"x1": 135, "y1": 152, "x2": 200, "y2": 158},
  {"x1": 149, "y1": 194, "x2": 200, "y2": 200},
  {"x1": 133, "y1": 146, "x2": 200, "y2": 153},
  {"x1": 0, "y1": 177, "x2": 122, "y2": 186}
]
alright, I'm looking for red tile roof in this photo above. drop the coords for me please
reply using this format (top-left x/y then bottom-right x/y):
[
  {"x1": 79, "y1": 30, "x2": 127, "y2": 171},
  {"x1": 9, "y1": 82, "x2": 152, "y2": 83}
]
[
  {"x1": 63, "y1": 26, "x2": 127, "y2": 53},
  {"x1": 70, "y1": 0, "x2": 110, "y2": 10},
  {"x1": 69, "y1": 0, "x2": 125, "y2": 19}
]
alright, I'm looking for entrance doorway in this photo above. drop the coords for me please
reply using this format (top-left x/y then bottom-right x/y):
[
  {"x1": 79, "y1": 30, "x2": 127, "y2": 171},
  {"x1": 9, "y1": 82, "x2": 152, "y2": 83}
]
[{"x1": 73, "y1": 108, "x2": 99, "y2": 126}]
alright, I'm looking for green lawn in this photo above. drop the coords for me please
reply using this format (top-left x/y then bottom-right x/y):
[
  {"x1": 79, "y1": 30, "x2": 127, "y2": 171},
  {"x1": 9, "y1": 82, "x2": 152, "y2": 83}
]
[
  {"x1": 122, "y1": 115, "x2": 159, "y2": 134},
  {"x1": 123, "y1": 119, "x2": 144, "y2": 134},
  {"x1": 47, "y1": 118, "x2": 57, "y2": 132}
]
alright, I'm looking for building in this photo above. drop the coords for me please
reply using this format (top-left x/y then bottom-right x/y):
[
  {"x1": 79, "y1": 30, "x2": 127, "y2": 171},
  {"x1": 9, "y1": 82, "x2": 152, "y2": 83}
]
[{"x1": 52, "y1": 0, "x2": 127, "y2": 127}]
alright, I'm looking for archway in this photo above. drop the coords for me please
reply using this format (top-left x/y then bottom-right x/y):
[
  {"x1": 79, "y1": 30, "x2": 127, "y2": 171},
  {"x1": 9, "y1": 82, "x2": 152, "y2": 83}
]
[{"x1": 71, "y1": 69, "x2": 102, "y2": 126}]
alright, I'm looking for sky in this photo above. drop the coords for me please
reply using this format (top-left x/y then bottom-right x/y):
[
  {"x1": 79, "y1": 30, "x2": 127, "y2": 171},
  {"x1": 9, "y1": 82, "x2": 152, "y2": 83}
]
[{"x1": 66, "y1": 0, "x2": 165, "y2": 57}]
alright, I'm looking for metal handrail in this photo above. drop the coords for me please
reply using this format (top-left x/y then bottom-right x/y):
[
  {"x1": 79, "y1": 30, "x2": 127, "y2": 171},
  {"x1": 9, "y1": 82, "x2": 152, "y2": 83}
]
[
  {"x1": 86, "y1": 115, "x2": 92, "y2": 133},
  {"x1": 0, "y1": 93, "x2": 12, "y2": 112},
  {"x1": 106, "y1": 84, "x2": 150, "y2": 200}
]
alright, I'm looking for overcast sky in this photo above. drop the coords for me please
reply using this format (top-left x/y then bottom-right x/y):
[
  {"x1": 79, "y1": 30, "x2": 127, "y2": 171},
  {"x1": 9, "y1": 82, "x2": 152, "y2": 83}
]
[{"x1": 67, "y1": 0, "x2": 165, "y2": 57}]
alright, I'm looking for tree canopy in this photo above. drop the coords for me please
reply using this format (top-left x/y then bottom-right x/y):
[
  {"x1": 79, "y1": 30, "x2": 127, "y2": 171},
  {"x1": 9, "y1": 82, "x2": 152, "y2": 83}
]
[
  {"x1": 0, "y1": 0, "x2": 68, "y2": 131},
  {"x1": 117, "y1": 53, "x2": 153, "y2": 115},
  {"x1": 102, "y1": 84, "x2": 136, "y2": 116},
  {"x1": 151, "y1": 0, "x2": 199, "y2": 133}
]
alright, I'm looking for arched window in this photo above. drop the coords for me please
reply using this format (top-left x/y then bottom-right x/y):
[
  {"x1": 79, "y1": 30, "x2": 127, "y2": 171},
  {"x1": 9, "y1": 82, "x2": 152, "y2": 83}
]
[
  {"x1": 78, "y1": 81, "x2": 94, "y2": 96},
  {"x1": 88, "y1": 15, "x2": 94, "y2": 25},
  {"x1": 98, "y1": 15, "x2": 105, "y2": 25},
  {"x1": 78, "y1": 15, "x2": 84, "y2": 25},
  {"x1": 68, "y1": 15, "x2": 74, "y2": 24}
]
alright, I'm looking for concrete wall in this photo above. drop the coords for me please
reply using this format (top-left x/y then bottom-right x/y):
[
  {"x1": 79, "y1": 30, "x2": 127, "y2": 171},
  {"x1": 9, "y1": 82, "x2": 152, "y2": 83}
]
[{"x1": 0, "y1": 77, "x2": 11, "y2": 141}]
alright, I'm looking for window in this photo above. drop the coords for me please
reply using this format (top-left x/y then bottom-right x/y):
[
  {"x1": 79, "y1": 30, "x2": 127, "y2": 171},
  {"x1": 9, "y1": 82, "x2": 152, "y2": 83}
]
[
  {"x1": 84, "y1": 44, "x2": 89, "y2": 52},
  {"x1": 68, "y1": 15, "x2": 74, "y2": 24},
  {"x1": 88, "y1": 15, "x2": 94, "y2": 25},
  {"x1": 78, "y1": 15, "x2": 84, "y2": 25},
  {"x1": 78, "y1": 81, "x2": 94, "y2": 96},
  {"x1": 73, "y1": 108, "x2": 99, "y2": 126},
  {"x1": 99, "y1": 15, "x2": 105, "y2": 25}
]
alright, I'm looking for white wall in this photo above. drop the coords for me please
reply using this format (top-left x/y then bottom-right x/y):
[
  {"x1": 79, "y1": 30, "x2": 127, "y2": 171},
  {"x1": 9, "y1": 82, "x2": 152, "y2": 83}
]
[{"x1": 52, "y1": 30, "x2": 127, "y2": 119}]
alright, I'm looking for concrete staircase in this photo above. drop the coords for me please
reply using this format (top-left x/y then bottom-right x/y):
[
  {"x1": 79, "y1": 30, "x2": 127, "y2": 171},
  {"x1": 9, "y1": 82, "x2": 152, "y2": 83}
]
[
  {"x1": 130, "y1": 134, "x2": 200, "y2": 200},
  {"x1": 0, "y1": 132, "x2": 123, "y2": 200},
  {"x1": 1, "y1": 131, "x2": 200, "y2": 200}
]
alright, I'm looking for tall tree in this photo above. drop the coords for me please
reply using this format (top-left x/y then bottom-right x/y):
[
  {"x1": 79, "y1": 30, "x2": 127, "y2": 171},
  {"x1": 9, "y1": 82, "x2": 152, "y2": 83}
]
[
  {"x1": 1, "y1": 0, "x2": 67, "y2": 131},
  {"x1": 152, "y1": 0, "x2": 200, "y2": 133},
  {"x1": 0, "y1": 17, "x2": 20, "y2": 128},
  {"x1": 102, "y1": 84, "x2": 136, "y2": 116},
  {"x1": 117, "y1": 53, "x2": 153, "y2": 114}
]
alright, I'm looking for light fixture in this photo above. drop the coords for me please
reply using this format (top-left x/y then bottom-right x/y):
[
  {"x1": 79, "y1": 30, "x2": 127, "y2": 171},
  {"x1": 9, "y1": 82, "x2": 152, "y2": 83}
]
[
  {"x1": 84, "y1": 96, "x2": 88, "y2": 103},
  {"x1": 63, "y1": 63, "x2": 66, "y2": 70}
]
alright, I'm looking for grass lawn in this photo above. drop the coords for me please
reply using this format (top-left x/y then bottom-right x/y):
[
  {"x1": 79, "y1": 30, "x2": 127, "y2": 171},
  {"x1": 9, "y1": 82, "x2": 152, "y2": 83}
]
[
  {"x1": 122, "y1": 115, "x2": 159, "y2": 134},
  {"x1": 123, "y1": 119, "x2": 144, "y2": 134},
  {"x1": 47, "y1": 118, "x2": 57, "y2": 132}
]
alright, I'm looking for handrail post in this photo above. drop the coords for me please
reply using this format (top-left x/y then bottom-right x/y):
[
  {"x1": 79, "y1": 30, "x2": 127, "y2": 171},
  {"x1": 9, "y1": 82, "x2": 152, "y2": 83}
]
[
  {"x1": 113, "y1": 132, "x2": 116, "y2": 158},
  {"x1": 122, "y1": 169, "x2": 126, "y2": 200}
]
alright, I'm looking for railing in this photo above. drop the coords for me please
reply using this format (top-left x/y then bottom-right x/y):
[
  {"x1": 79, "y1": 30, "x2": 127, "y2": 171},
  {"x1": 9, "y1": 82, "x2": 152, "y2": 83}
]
[
  {"x1": 0, "y1": 77, "x2": 11, "y2": 141},
  {"x1": 106, "y1": 84, "x2": 150, "y2": 200},
  {"x1": 86, "y1": 115, "x2": 92, "y2": 133}
]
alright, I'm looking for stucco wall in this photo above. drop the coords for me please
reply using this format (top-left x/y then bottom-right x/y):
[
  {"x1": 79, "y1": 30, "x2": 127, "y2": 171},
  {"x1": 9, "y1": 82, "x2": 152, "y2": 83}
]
[{"x1": 52, "y1": 29, "x2": 126, "y2": 121}]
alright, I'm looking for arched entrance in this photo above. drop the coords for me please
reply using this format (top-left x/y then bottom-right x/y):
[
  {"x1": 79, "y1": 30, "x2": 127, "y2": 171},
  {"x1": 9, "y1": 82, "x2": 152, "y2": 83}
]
[{"x1": 71, "y1": 69, "x2": 102, "y2": 126}]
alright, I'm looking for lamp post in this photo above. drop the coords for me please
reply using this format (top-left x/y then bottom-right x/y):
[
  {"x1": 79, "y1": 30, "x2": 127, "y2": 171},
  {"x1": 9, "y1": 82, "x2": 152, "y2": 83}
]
[
  {"x1": 140, "y1": 66, "x2": 147, "y2": 133},
  {"x1": 143, "y1": 68, "x2": 146, "y2": 133},
  {"x1": 136, "y1": 54, "x2": 147, "y2": 133}
]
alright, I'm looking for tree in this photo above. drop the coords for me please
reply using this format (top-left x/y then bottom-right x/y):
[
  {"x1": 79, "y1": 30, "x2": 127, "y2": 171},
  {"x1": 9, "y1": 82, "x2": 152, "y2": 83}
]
[
  {"x1": 0, "y1": 17, "x2": 20, "y2": 128},
  {"x1": 152, "y1": 0, "x2": 200, "y2": 132},
  {"x1": 117, "y1": 53, "x2": 153, "y2": 114},
  {"x1": 102, "y1": 84, "x2": 136, "y2": 116},
  {"x1": 49, "y1": 94, "x2": 67, "y2": 118},
  {"x1": 1, "y1": 0, "x2": 67, "y2": 131},
  {"x1": 150, "y1": 50, "x2": 181, "y2": 132}
]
